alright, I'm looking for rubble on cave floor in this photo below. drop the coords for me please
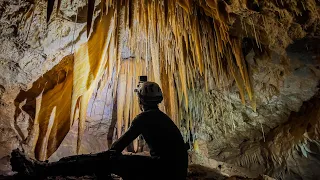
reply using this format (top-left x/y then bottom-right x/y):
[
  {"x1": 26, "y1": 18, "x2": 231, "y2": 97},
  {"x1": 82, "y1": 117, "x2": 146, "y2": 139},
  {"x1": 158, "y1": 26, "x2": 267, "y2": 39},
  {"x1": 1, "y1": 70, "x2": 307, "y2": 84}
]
[
  {"x1": 187, "y1": 165, "x2": 274, "y2": 180},
  {"x1": 0, "y1": 165, "x2": 273, "y2": 180}
]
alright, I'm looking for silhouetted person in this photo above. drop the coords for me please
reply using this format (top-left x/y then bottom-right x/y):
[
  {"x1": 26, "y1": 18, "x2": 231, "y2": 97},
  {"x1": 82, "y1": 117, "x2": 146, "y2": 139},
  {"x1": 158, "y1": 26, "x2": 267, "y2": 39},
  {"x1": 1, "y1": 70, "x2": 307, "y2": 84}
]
[{"x1": 11, "y1": 81, "x2": 188, "y2": 180}]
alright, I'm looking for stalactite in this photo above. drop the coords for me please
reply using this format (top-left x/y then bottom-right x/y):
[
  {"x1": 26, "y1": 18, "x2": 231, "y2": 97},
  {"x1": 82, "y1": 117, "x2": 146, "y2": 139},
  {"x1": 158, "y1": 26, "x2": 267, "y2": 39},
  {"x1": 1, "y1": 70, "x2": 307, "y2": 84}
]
[
  {"x1": 261, "y1": 122, "x2": 266, "y2": 142},
  {"x1": 124, "y1": 64, "x2": 133, "y2": 132},
  {"x1": 227, "y1": 51, "x2": 246, "y2": 104},
  {"x1": 56, "y1": 0, "x2": 62, "y2": 16},
  {"x1": 30, "y1": 92, "x2": 43, "y2": 158},
  {"x1": 177, "y1": 0, "x2": 191, "y2": 13},
  {"x1": 47, "y1": 0, "x2": 55, "y2": 22},
  {"x1": 169, "y1": 72, "x2": 179, "y2": 124},
  {"x1": 116, "y1": 2, "x2": 126, "y2": 74},
  {"x1": 192, "y1": 16, "x2": 204, "y2": 75},
  {"x1": 116, "y1": 66, "x2": 127, "y2": 138},
  {"x1": 87, "y1": 0, "x2": 96, "y2": 37},
  {"x1": 231, "y1": 38, "x2": 254, "y2": 102}
]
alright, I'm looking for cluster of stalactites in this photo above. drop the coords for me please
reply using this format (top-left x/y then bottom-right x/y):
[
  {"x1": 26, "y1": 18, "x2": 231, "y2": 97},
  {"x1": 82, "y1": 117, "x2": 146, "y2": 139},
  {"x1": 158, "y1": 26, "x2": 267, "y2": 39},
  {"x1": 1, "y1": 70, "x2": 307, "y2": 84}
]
[
  {"x1": 109, "y1": 0, "x2": 256, "y2": 151},
  {"x1": 115, "y1": 1, "x2": 255, "y2": 113},
  {"x1": 28, "y1": 0, "x2": 256, "y2": 158}
]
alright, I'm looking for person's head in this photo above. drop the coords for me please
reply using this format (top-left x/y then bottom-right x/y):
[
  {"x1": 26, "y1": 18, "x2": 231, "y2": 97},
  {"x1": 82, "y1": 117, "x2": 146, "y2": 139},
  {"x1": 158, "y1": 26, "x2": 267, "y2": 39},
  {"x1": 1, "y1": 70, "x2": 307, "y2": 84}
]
[{"x1": 135, "y1": 81, "x2": 163, "y2": 111}]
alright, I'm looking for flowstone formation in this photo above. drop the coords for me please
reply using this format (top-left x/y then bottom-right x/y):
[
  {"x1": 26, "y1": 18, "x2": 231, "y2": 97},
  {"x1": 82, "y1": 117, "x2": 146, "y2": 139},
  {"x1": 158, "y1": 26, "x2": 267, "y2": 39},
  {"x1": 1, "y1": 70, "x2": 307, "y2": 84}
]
[{"x1": 0, "y1": 0, "x2": 319, "y2": 179}]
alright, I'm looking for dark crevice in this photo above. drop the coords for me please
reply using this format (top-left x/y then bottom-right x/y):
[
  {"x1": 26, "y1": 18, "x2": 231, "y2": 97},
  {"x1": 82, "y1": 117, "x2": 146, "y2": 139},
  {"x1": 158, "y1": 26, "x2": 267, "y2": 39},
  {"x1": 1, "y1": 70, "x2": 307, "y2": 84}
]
[{"x1": 246, "y1": 0, "x2": 261, "y2": 12}]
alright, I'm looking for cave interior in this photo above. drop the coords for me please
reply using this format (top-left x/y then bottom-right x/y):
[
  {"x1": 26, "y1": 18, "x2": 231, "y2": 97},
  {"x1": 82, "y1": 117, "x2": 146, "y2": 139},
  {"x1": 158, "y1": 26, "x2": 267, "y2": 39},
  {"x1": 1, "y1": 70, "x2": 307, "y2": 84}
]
[{"x1": 0, "y1": 0, "x2": 320, "y2": 179}]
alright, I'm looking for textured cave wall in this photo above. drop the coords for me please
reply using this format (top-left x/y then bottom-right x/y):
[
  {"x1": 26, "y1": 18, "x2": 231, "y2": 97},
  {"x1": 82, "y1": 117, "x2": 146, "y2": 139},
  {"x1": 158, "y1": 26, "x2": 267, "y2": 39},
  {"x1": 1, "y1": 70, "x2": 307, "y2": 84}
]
[
  {"x1": 192, "y1": 38, "x2": 320, "y2": 179},
  {"x1": 48, "y1": 78, "x2": 115, "y2": 162},
  {"x1": 183, "y1": 1, "x2": 320, "y2": 179},
  {"x1": 0, "y1": 0, "x2": 126, "y2": 174},
  {"x1": 0, "y1": 0, "x2": 88, "y2": 174}
]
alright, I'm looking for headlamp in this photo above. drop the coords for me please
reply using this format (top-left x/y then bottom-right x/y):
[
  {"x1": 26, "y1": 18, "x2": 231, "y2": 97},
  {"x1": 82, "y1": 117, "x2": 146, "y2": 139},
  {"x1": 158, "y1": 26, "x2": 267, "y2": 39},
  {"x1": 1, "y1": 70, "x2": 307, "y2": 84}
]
[{"x1": 134, "y1": 76, "x2": 148, "y2": 93}]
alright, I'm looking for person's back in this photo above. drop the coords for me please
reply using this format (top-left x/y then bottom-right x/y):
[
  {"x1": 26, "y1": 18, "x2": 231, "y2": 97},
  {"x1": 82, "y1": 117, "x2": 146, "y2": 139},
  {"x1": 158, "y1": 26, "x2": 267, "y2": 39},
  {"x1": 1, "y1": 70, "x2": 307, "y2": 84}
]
[
  {"x1": 110, "y1": 80, "x2": 188, "y2": 179},
  {"x1": 137, "y1": 109, "x2": 186, "y2": 156},
  {"x1": 133, "y1": 108, "x2": 188, "y2": 177}
]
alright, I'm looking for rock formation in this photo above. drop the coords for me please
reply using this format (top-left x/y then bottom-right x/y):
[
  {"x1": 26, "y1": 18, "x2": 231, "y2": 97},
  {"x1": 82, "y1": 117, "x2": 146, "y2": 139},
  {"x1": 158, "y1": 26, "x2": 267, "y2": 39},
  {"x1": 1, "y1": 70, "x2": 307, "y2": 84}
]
[{"x1": 0, "y1": 0, "x2": 319, "y2": 179}]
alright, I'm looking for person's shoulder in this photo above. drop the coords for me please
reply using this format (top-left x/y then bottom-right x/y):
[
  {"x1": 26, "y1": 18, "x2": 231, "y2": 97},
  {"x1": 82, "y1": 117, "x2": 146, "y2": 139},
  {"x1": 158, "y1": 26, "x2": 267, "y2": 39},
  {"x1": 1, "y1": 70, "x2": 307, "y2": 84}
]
[
  {"x1": 132, "y1": 111, "x2": 148, "y2": 123},
  {"x1": 133, "y1": 109, "x2": 162, "y2": 121}
]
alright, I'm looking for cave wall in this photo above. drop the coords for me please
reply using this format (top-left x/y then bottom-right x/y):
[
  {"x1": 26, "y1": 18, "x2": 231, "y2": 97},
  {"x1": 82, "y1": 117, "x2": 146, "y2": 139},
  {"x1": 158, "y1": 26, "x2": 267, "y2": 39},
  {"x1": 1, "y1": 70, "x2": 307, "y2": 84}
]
[
  {"x1": 49, "y1": 78, "x2": 115, "y2": 162},
  {"x1": 192, "y1": 39, "x2": 320, "y2": 179},
  {"x1": 0, "y1": 0, "x2": 88, "y2": 174},
  {"x1": 1, "y1": 0, "x2": 119, "y2": 173}
]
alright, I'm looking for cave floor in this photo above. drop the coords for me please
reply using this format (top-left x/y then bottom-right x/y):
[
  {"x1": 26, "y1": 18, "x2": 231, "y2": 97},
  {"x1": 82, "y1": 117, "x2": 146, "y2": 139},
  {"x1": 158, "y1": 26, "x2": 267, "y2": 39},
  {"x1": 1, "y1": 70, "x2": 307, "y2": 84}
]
[{"x1": 0, "y1": 164, "x2": 270, "y2": 180}]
